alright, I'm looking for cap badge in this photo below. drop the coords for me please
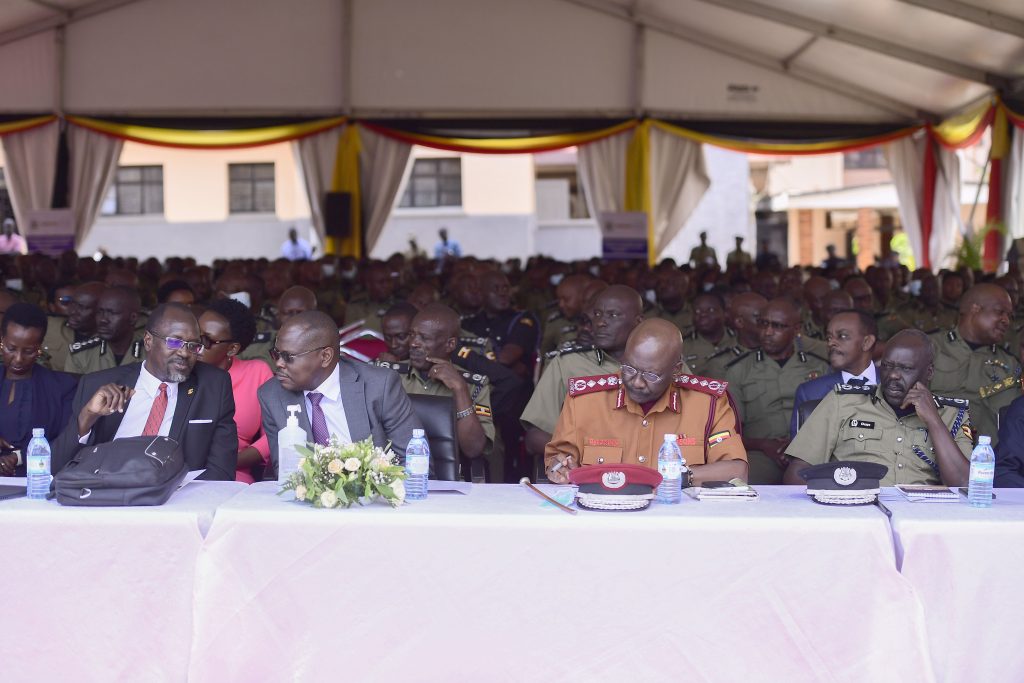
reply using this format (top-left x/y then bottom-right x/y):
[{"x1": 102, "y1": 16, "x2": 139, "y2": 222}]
[
  {"x1": 834, "y1": 466, "x2": 857, "y2": 486},
  {"x1": 601, "y1": 471, "x2": 627, "y2": 489}
]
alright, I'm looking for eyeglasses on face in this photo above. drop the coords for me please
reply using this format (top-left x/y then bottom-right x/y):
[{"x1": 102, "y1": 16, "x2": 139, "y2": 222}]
[
  {"x1": 270, "y1": 345, "x2": 329, "y2": 364},
  {"x1": 199, "y1": 335, "x2": 234, "y2": 350},
  {"x1": 0, "y1": 340, "x2": 41, "y2": 357},
  {"x1": 148, "y1": 330, "x2": 205, "y2": 355},
  {"x1": 620, "y1": 363, "x2": 665, "y2": 383}
]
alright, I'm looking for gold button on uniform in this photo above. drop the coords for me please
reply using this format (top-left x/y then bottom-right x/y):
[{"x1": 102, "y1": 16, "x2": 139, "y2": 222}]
[
  {"x1": 642, "y1": 420, "x2": 648, "y2": 427},
  {"x1": 638, "y1": 456, "x2": 647, "y2": 463}
]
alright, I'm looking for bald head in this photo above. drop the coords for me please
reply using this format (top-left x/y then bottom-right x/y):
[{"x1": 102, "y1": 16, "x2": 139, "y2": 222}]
[
  {"x1": 415, "y1": 302, "x2": 461, "y2": 339},
  {"x1": 277, "y1": 286, "x2": 318, "y2": 328},
  {"x1": 729, "y1": 292, "x2": 767, "y2": 348},
  {"x1": 620, "y1": 319, "x2": 683, "y2": 404},
  {"x1": 556, "y1": 274, "x2": 592, "y2": 319},
  {"x1": 959, "y1": 283, "x2": 1013, "y2": 345},
  {"x1": 281, "y1": 310, "x2": 337, "y2": 348},
  {"x1": 803, "y1": 276, "x2": 831, "y2": 322}
]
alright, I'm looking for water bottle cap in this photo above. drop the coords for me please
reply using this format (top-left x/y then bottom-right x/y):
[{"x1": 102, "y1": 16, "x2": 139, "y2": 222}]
[
  {"x1": 412, "y1": 428, "x2": 425, "y2": 438},
  {"x1": 32, "y1": 428, "x2": 45, "y2": 437},
  {"x1": 978, "y1": 435, "x2": 991, "y2": 445},
  {"x1": 663, "y1": 433, "x2": 676, "y2": 442}
]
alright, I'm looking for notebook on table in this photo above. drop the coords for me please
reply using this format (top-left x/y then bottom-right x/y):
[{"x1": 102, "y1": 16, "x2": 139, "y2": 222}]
[
  {"x1": 0, "y1": 485, "x2": 26, "y2": 501},
  {"x1": 895, "y1": 485, "x2": 959, "y2": 502}
]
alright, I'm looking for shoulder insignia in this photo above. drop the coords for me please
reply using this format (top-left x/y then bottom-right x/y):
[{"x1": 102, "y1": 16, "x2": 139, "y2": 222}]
[
  {"x1": 708, "y1": 346, "x2": 733, "y2": 360},
  {"x1": 567, "y1": 373, "x2": 620, "y2": 397},
  {"x1": 979, "y1": 376, "x2": 1017, "y2": 399},
  {"x1": 674, "y1": 374, "x2": 728, "y2": 397},
  {"x1": 459, "y1": 370, "x2": 488, "y2": 386},
  {"x1": 131, "y1": 339, "x2": 143, "y2": 358},
  {"x1": 947, "y1": 330, "x2": 957, "y2": 342},
  {"x1": 373, "y1": 360, "x2": 410, "y2": 374},
  {"x1": 69, "y1": 336, "x2": 101, "y2": 354},
  {"x1": 835, "y1": 384, "x2": 873, "y2": 395},
  {"x1": 518, "y1": 316, "x2": 535, "y2": 327},
  {"x1": 456, "y1": 345, "x2": 474, "y2": 360},
  {"x1": 459, "y1": 336, "x2": 488, "y2": 348},
  {"x1": 755, "y1": 349, "x2": 764, "y2": 362},
  {"x1": 545, "y1": 342, "x2": 594, "y2": 359},
  {"x1": 253, "y1": 331, "x2": 272, "y2": 344},
  {"x1": 934, "y1": 394, "x2": 969, "y2": 408},
  {"x1": 724, "y1": 351, "x2": 752, "y2": 368},
  {"x1": 546, "y1": 310, "x2": 562, "y2": 323}
]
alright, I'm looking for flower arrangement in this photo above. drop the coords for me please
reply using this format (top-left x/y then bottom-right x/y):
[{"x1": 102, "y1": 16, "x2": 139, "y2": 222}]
[{"x1": 278, "y1": 436, "x2": 407, "y2": 508}]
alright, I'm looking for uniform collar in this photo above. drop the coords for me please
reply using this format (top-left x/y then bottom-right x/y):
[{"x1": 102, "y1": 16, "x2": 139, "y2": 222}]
[{"x1": 614, "y1": 384, "x2": 680, "y2": 415}]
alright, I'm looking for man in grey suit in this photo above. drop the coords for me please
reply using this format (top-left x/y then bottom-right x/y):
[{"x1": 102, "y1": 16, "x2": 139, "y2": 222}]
[{"x1": 259, "y1": 310, "x2": 422, "y2": 479}]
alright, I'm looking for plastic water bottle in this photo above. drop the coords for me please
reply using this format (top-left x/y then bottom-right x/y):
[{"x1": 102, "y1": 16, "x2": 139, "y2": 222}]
[
  {"x1": 968, "y1": 435, "x2": 995, "y2": 508},
  {"x1": 404, "y1": 429, "x2": 430, "y2": 501},
  {"x1": 277, "y1": 404, "x2": 306, "y2": 484},
  {"x1": 656, "y1": 434, "x2": 684, "y2": 504},
  {"x1": 26, "y1": 428, "x2": 51, "y2": 500}
]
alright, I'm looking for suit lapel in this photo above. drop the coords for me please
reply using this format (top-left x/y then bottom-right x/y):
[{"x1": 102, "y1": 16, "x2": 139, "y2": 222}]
[
  {"x1": 337, "y1": 362, "x2": 371, "y2": 441},
  {"x1": 169, "y1": 372, "x2": 197, "y2": 442}
]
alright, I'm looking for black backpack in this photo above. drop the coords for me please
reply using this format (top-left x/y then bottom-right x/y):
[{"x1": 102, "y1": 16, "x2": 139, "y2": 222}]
[{"x1": 53, "y1": 436, "x2": 187, "y2": 506}]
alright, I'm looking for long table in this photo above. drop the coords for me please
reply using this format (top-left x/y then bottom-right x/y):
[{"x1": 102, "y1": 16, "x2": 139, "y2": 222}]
[
  {"x1": 881, "y1": 489, "x2": 1024, "y2": 683},
  {"x1": 0, "y1": 478, "x2": 246, "y2": 683},
  {"x1": 187, "y1": 484, "x2": 933, "y2": 683}
]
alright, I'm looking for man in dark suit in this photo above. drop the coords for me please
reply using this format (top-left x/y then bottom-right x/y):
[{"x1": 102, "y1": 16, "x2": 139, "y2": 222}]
[
  {"x1": 790, "y1": 309, "x2": 879, "y2": 437},
  {"x1": 259, "y1": 310, "x2": 421, "y2": 479},
  {"x1": 52, "y1": 303, "x2": 238, "y2": 480}
]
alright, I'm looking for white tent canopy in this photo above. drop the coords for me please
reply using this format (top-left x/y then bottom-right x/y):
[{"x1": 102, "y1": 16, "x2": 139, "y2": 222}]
[{"x1": 0, "y1": 0, "x2": 1020, "y2": 123}]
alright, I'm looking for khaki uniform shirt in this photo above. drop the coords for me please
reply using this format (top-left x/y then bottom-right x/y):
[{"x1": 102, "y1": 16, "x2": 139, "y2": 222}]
[
  {"x1": 893, "y1": 302, "x2": 957, "y2": 335},
  {"x1": 540, "y1": 311, "x2": 579, "y2": 356},
  {"x1": 703, "y1": 345, "x2": 747, "y2": 380},
  {"x1": 64, "y1": 335, "x2": 146, "y2": 374},
  {"x1": 521, "y1": 345, "x2": 619, "y2": 434},
  {"x1": 345, "y1": 297, "x2": 395, "y2": 333},
  {"x1": 41, "y1": 316, "x2": 75, "y2": 371},
  {"x1": 545, "y1": 373, "x2": 746, "y2": 471},
  {"x1": 785, "y1": 384, "x2": 972, "y2": 486},
  {"x1": 928, "y1": 329, "x2": 1022, "y2": 444},
  {"x1": 651, "y1": 304, "x2": 693, "y2": 334},
  {"x1": 726, "y1": 249, "x2": 752, "y2": 268},
  {"x1": 683, "y1": 329, "x2": 736, "y2": 377}
]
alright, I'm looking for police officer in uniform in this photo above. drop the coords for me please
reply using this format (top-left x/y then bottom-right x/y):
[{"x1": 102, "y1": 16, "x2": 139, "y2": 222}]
[
  {"x1": 704, "y1": 292, "x2": 767, "y2": 379},
  {"x1": 683, "y1": 292, "x2": 736, "y2": 377},
  {"x1": 928, "y1": 283, "x2": 1021, "y2": 444},
  {"x1": 725, "y1": 297, "x2": 829, "y2": 484},
  {"x1": 544, "y1": 318, "x2": 746, "y2": 485},
  {"x1": 651, "y1": 269, "x2": 693, "y2": 332},
  {"x1": 540, "y1": 274, "x2": 590, "y2": 356},
  {"x1": 783, "y1": 329, "x2": 972, "y2": 487},
  {"x1": 345, "y1": 263, "x2": 397, "y2": 333},
  {"x1": 376, "y1": 304, "x2": 496, "y2": 480},
  {"x1": 463, "y1": 271, "x2": 539, "y2": 381},
  {"x1": 522, "y1": 285, "x2": 645, "y2": 458},
  {"x1": 44, "y1": 281, "x2": 104, "y2": 371},
  {"x1": 65, "y1": 286, "x2": 146, "y2": 374},
  {"x1": 241, "y1": 286, "x2": 317, "y2": 369}
]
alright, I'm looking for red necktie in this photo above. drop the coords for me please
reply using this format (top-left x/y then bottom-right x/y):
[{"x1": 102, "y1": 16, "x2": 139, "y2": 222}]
[{"x1": 142, "y1": 383, "x2": 168, "y2": 436}]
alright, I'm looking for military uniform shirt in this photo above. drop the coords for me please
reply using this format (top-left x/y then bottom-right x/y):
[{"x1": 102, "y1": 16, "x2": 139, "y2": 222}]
[
  {"x1": 928, "y1": 329, "x2": 1022, "y2": 444},
  {"x1": 785, "y1": 384, "x2": 972, "y2": 486},
  {"x1": 345, "y1": 297, "x2": 396, "y2": 333},
  {"x1": 41, "y1": 316, "x2": 75, "y2": 371},
  {"x1": 239, "y1": 330, "x2": 276, "y2": 370},
  {"x1": 540, "y1": 311, "x2": 579, "y2": 356},
  {"x1": 521, "y1": 345, "x2": 619, "y2": 434},
  {"x1": 650, "y1": 303, "x2": 693, "y2": 334},
  {"x1": 64, "y1": 335, "x2": 146, "y2": 374},
  {"x1": 683, "y1": 329, "x2": 736, "y2": 377},
  {"x1": 545, "y1": 373, "x2": 746, "y2": 471}
]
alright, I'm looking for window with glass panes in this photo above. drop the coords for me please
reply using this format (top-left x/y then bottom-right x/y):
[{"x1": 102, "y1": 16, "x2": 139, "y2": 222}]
[
  {"x1": 399, "y1": 158, "x2": 461, "y2": 208},
  {"x1": 101, "y1": 166, "x2": 164, "y2": 215},
  {"x1": 229, "y1": 163, "x2": 275, "y2": 213},
  {"x1": 0, "y1": 170, "x2": 14, "y2": 224}
]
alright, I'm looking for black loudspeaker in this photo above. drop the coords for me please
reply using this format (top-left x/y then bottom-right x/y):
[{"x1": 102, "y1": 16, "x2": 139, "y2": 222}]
[{"x1": 323, "y1": 192, "x2": 352, "y2": 238}]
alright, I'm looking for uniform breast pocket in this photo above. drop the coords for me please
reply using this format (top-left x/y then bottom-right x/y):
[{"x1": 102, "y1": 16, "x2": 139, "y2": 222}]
[
  {"x1": 581, "y1": 445, "x2": 623, "y2": 466},
  {"x1": 839, "y1": 427, "x2": 884, "y2": 455}
]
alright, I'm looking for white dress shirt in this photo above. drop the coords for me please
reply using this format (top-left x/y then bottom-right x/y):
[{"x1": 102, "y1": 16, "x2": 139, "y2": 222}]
[
  {"x1": 303, "y1": 365, "x2": 351, "y2": 445},
  {"x1": 80, "y1": 363, "x2": 179, "y2": 443},
  {"x1": 841, "y1": 362, "x2": 878, "y2": 386}
]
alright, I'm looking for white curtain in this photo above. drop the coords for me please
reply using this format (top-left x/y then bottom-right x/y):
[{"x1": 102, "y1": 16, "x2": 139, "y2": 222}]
[
  {"x1": 68, "y1": 124, "x2": 123, "y2": 248},
  {"x1": 358, "y1": 125, "x2": 412, "y2": 254},
  {"x1": 1, "y1": 121, "x2": 59, "y2": 236},
  {"x1": 931, "y1": 145, "x2": 961, "y2": 270},
  {"x1": 578, "y1": 131, "x2": 630, "y2": 218},
  {"x1": 293, "y1": 125, "x2": 342, "y2": 245},
  {"x1": 1006, "y1": 126, "x2": 1024, "y2": 240},
  {"x1": 648, "y1": 125, "x2": 710, "y2": 257},
  {"x1": 884, "y1": 133, "x2": 926, "y2": 268}
]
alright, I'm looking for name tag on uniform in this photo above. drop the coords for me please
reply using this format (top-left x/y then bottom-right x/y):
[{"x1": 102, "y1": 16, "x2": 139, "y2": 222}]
[
  {"x1": 586, "y1": 438, "x2": 621, "y2": 447},
  {"x1": 849, "y1": 419, "x2": 875, "y2": 429}
]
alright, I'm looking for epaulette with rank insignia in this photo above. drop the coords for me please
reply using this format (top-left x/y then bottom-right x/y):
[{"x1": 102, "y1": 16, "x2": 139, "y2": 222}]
[
  {"x1": 835, "y1": 384, "x2": 873, "y2": 394},
  {"x1": 253, "y1": 331, "x2": 273, "y2": 344},
  {"x1": 459, "y1": 370, "x2": 488, "y2": 385},
  {"x1": 544, "y1": 342, "x2": 595, "y2": 359},
  {"x1": 934, "y1": 394, "x2": 969, "y2": 408},
  {"x1": 459, "y1": 336, "x2": 489, "y2": 348},
  {"x1": 373, "y1": 360, "x2": 410, "y2": 374},
  {"x1": 674, "y1": 374, "x2": 728, "y2": 397},
  {"x1": 69, "y1": 336, "x2": 101, "y2": 354},
  {"x1": 567, "y1": 373, "x2": 620, "y2": 397}
]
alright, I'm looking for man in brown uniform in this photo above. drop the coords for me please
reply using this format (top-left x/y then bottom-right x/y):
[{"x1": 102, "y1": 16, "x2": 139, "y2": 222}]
[{"x1": 545, "y1": 318, "x2": 747, "y2": 486}]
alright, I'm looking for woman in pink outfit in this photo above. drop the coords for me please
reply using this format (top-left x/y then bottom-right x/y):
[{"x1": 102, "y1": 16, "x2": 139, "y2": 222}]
[{"x1": 197, "y1": 298, "x2": 273, "y2": 483}]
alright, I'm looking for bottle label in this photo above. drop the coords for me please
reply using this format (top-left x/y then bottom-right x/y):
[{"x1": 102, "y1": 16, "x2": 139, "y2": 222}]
[
  {"x1": 407, "y1": 454, "x2": 429, "y2": 476},
  {"x1": 970, "y1": 462, "x2": 994, "y2": 479},
  {"x1": 659, "y1": 461, "x2": 682, "y2": 479},
  {"x1": 26, "y1": 457, "x2": 49, "y2": 475}
]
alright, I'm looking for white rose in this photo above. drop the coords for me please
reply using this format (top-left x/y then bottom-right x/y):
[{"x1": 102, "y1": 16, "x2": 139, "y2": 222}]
[
  {"x1": 391, "y1": 479, "x2": 406, "y2": 503},
  {"x1": 297, "y1": 457, "x2": 306, "y2": 469},
  {"x1": 344, "y1": 457, "x2": 361, "y2": 472},
  {"x1": 320, "y1": 490, "x2": 338, "y2": 508},
  {"x1": 327, "y1": 458, "x2": 344, "y2": 474},
  {"x1": 294, "y1": 485, "x2": 307, "y2": 501}
]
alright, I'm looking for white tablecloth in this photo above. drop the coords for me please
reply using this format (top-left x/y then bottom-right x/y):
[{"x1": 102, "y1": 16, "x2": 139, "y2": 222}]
[
  {"x1": 883, "y1": 489, "x2": 1024, "y2": 683},
  {"x1": 189, "y1": 484, "x2": 933, "y2": 683},
  {"x1": 0, "y1": 478, "x2": 246, "y2": 683}
]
